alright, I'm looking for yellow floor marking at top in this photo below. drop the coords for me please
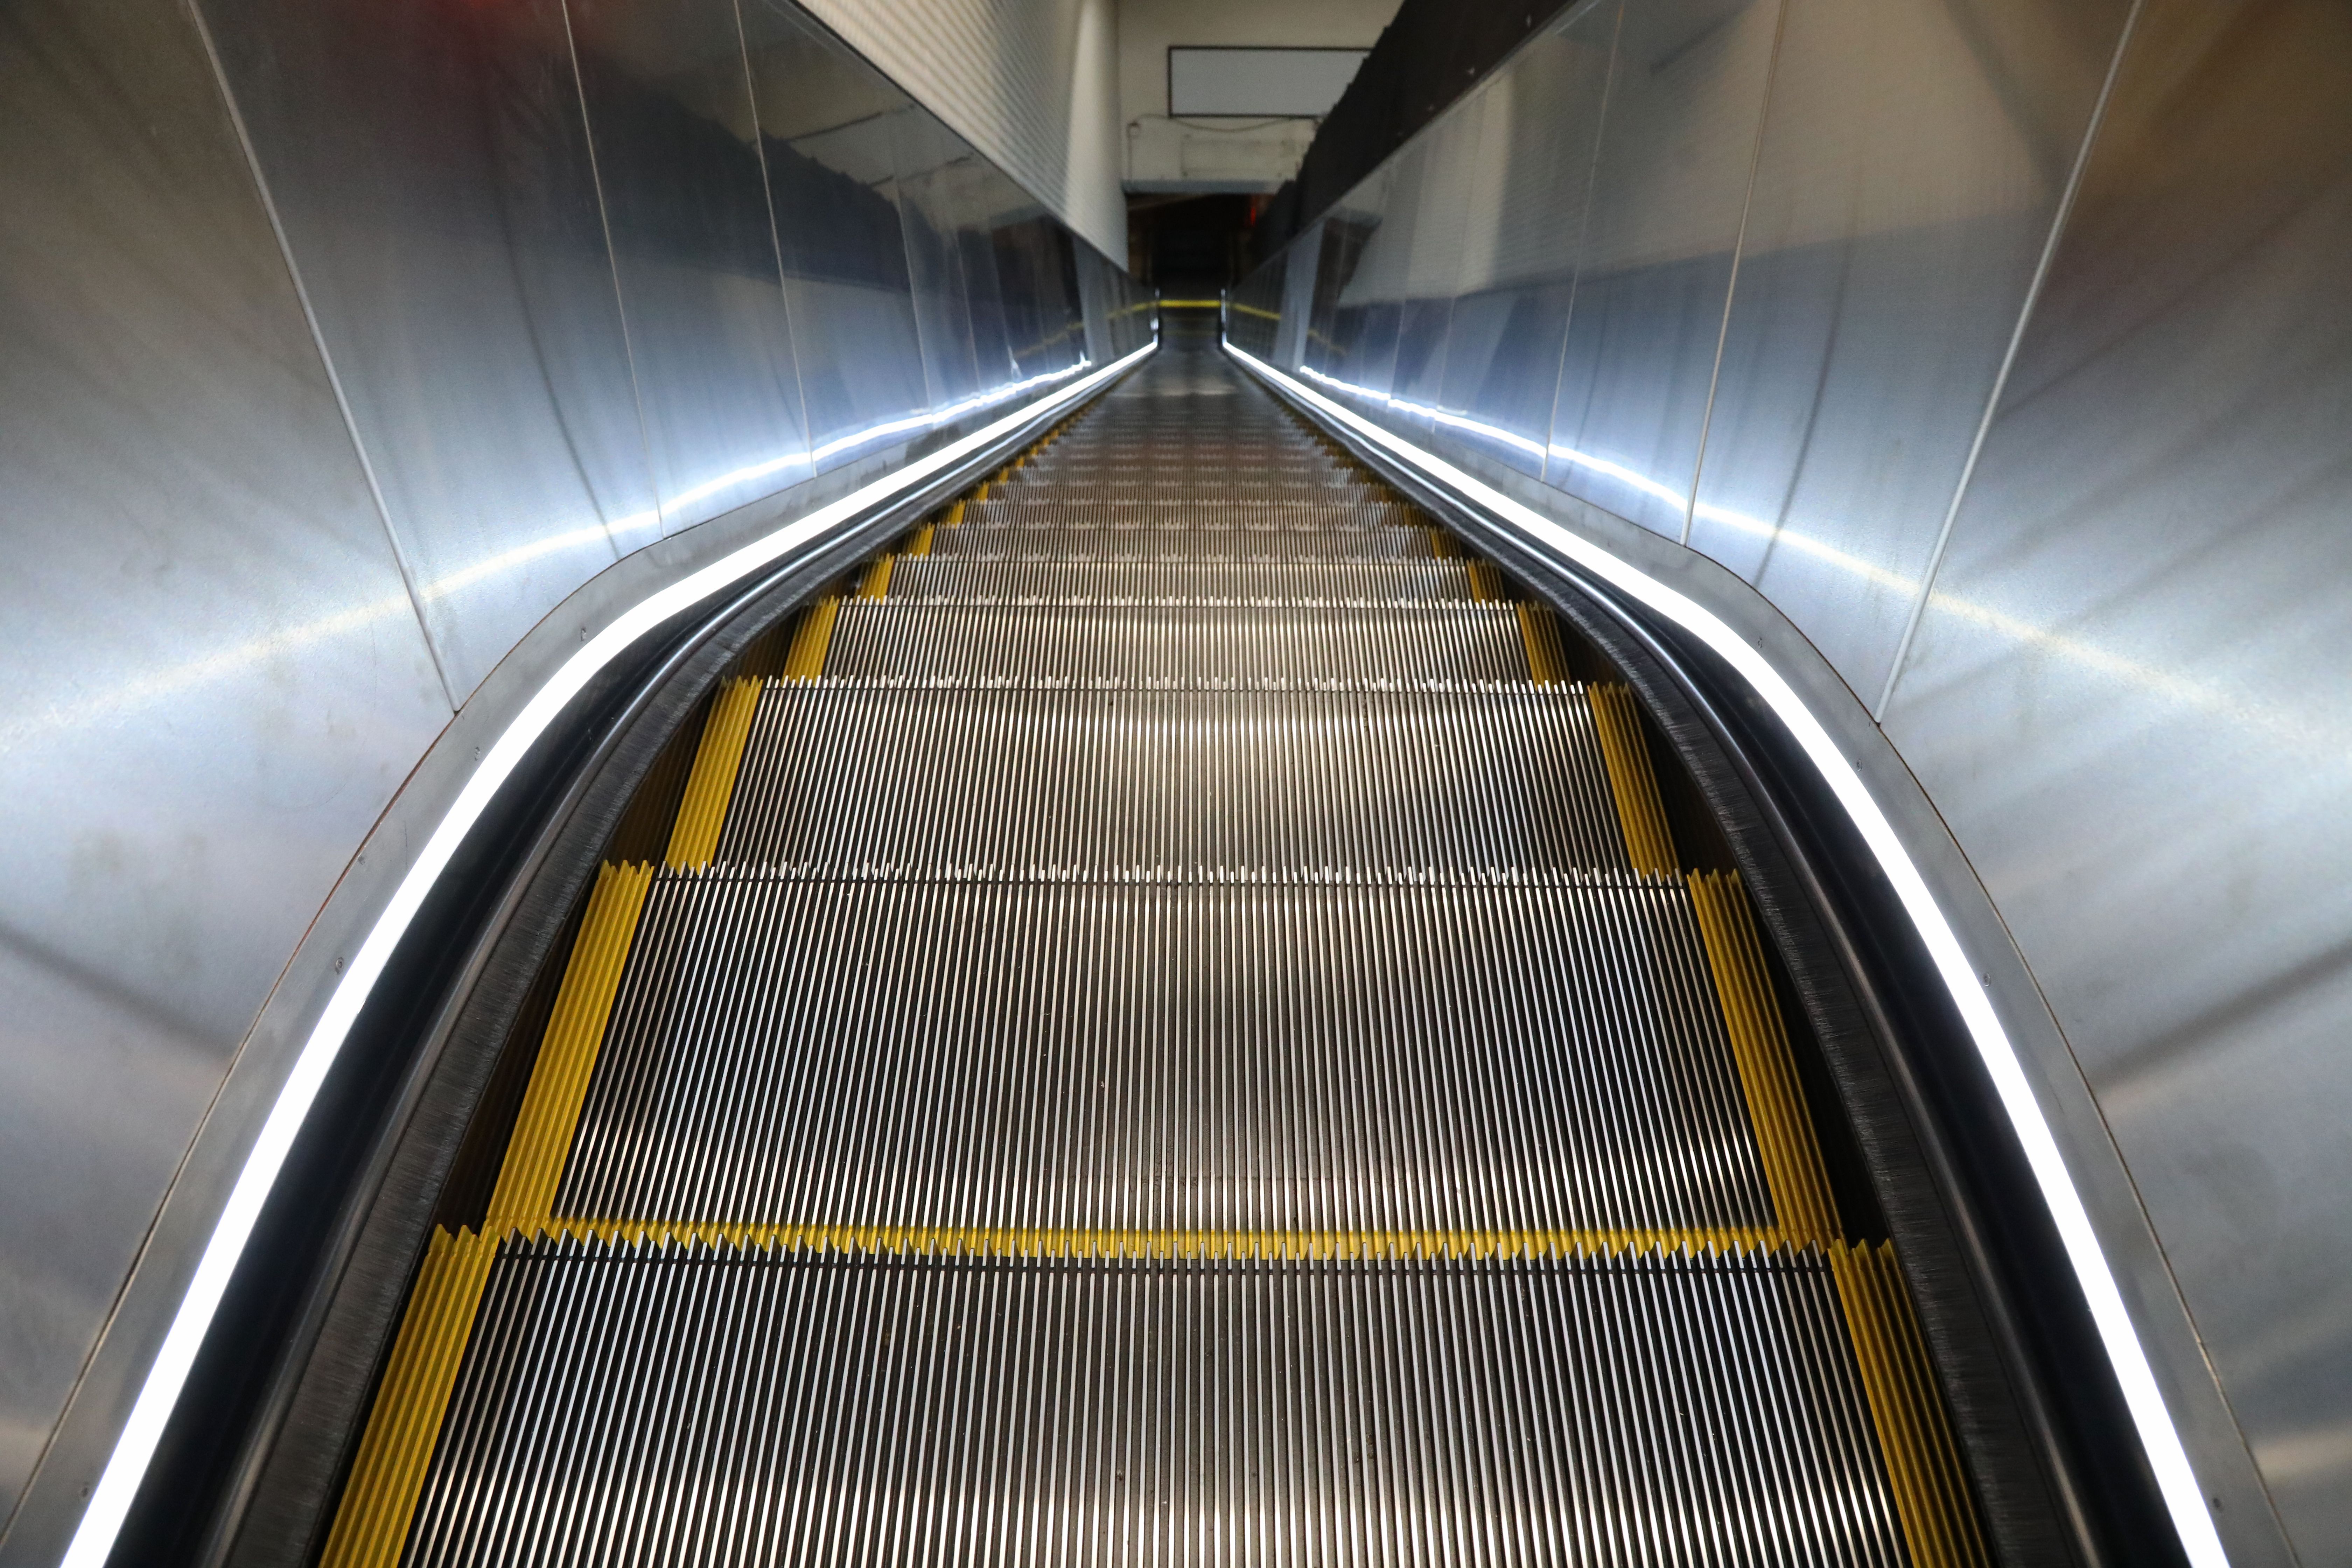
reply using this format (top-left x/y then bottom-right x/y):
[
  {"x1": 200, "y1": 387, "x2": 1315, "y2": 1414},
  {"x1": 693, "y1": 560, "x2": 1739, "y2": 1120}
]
[{"x1": 664, "y1": 679, "x2": 761, "y2": 869}]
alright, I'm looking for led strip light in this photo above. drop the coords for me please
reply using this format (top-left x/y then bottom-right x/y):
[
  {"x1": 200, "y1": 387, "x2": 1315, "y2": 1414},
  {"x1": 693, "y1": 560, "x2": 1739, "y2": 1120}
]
[
  {"x1": 57, "y1": 339, "x2": 1157, "y2": 1568},
  {"x1": 1224, "y1": 338, "x2": 2229, "y2": 1568}
]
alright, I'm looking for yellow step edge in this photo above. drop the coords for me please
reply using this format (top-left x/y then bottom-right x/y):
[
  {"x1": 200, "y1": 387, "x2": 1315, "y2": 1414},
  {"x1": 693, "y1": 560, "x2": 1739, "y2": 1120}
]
[
  {"x1": 318, "y1": 1227, "x2": 495, "y2": 1568},
  {"x1": 1832, "y1": 1241, "x2": 1992, "y2": 1568},
  {"x1": 858, "y1": 554, "x2": 894, "y2": 600},
  {"x1": 1428, "y1": 528, "x2": 1458, "y2": 559},
  {"x1": 485, "y1": 862, "x2": 655, "y2": 1232},
  {"x1": 1587, "y1": 683, "x2": 1678, "y2": 874},
  {"x1": 663, "y1": 678, "x2": 762, "y2": 870},
  {"x1": 943, "y1": 498, "x2": 966, "y2": 526},
  {"x1": 908, "y1": 522, "x2": 934, "y2": 557},
  {"x1": 1687, "y1": 870, "x2": 1840, "y2": 1245},
  {"x1": 779, "y1": 596, "x2": 840, "y2": 682}
]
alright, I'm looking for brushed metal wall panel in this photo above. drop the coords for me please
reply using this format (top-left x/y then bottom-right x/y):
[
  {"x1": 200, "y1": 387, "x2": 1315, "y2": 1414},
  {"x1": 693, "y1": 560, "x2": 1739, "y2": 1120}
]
[
  {"x1": 1881, "y1": 2, "x2": 2352, "y2": 1557},
  {"x1": 1319, "y1": 157, "x2": 1414, "y2": 407},
  {"x1": 1687, "y1": 0, "x2": 2128, "y2": 700},
  {"x1": 740, "y1": 0, "x2": 931, "y2": 472},
  {"x1": 0, "y1": 0, "x2": 448, "y2": 1522},
  {"x1": 202, "y1": 0, "x2": 657, "y2": 700},
  {"x1": 892, "y1": 110, "x2": 986, "y2": 410},
  {"x1": 1385, "y1": 98, "x2": 1488, "y2": 433},
  {"x1": 1545, "y1": 0, "x2": 1782, "y2": 538},
  {"x1": 958, "y1": 173, "x2": 1020, "y2": 390},
  {"x1": 1433, "y1": 4, "x2": 1622, "y2": 480},
  {"x1": 567, "y1": 0, "x2": 813, "y2": 533}
]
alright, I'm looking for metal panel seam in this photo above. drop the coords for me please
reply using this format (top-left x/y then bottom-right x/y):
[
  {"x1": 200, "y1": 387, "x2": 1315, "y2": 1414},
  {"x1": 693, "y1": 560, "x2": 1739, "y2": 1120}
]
[
  {"x1": 1680, "y1": 0, "x2": 1792, "y2": 549},
  {"x1": 1870, "y1": 0, "x2": 2146, "y2": 722},
  {"x1": 181, "y1": 0, "x2": 458, "y2": 712}
]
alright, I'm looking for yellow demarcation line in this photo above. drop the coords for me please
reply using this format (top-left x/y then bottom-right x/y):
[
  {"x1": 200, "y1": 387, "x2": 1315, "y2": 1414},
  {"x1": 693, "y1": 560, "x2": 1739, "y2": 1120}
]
[
  {"x1": 664, "y1": 679, "x2": 761, "y2": 870},
  {"x1": 1595, "y1": 698, "x2": 1985, "y2": 1564},
  {"x1": 1465, "y1": 561, "x2": 1503, "y2": 601},
  {"x1": 1160, "y1": 298, "x2": 1223, "y2": 309},
  {"x1": 323, "y1": 862, "x2": 652, "y2": 1568},
  {"x1": 485, "y1": 863, "x2": 656, "y2": 1233},
  {"x1": 1832, "y1": 1241, "x2": 1993, "y2": 1568},
  {"x1": 317, "y1": 1227, "x2": 495, "y2": 1568},
  {"x1": 1427, "y1": 528, "x2": 1458, "y2": 558},
  {"x1": 1688, "y1": 871, "x2": 1841, "y2": 1247},
  {"x1": 1587, "y1": 682, "x2": 1678, "y2": 873},
  {"x1": 907, "y1": 522, "x2": 935, "y2": 556},
  {"x1": 1517, "y1": 603, "x2": 1575, "y2": 688},
  {"x1": 858, "y1": 554, "x2": 895, "y2": 600},
  {"x1": 780, "y1": 596, "x2": 839, "y2": 681}
]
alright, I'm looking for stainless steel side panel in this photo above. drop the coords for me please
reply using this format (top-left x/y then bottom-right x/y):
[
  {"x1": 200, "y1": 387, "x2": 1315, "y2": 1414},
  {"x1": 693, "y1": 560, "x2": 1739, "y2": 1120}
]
[
  {"x1": 0, "y1": 0, "x2": 450, "y2": 1526},
  {"x1": 1386, "y1": 97, "x2": 1489, "y2": 434},
  {"x1": 739, "y1": 0, "x2": 932, "y2": 473},
  {"x1": 891, "y1": 110, "x2": 985, "y2": 410},
  {"x1": 567, "y1": 0, "x2": 814, "y2": 533},
  {"x1": 201, "y1": 0, "x2": 657, "y2": 700},
  {"x1": 1544, "y1": 0, "x2": 1783, "y2": 539},
  {"x1": 1688, "y1": 0, "x2": 2129, "y2": 700},
  {"x1": 1431, "y1": 6, "x2": 1620, "y2": 482},
  {"x1": 1881, "y1": 1, "x2": 2352, "y2": 1555}
]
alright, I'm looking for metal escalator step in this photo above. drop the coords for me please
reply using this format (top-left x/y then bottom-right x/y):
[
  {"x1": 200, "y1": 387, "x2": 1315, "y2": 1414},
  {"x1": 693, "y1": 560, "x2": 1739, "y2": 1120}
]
[
  {"x1": 712, "y1": 686, "x2": 1630, "y2": 875},
  {"x1": 962, "y1": 497, "x2": 1423, "y2": 529},
  {"x1": 881, "y1": 556, "x2": 1478, "y2": 603},
  {"x1": 402, "y1": 1241, "x2": 1911, "y2": 1568},
  {"x1": 555, "y1": 873, "x2": 1773, "y2": 1236},
  {"x1": 930, "y1": 524, "x2": 1437, "y2": 561},
  {"x1": 819, "y1": 601, "x2": 1529, "y2": 687}
]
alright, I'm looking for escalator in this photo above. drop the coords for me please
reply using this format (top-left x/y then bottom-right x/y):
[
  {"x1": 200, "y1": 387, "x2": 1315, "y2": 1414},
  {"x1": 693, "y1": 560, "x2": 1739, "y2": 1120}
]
[{"x1": 316, "y1": 323, "x2": 1989, "y2": 1568}]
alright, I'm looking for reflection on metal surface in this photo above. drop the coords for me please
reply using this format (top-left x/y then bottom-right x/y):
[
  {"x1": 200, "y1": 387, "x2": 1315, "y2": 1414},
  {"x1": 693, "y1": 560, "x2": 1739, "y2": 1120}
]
[
  {"x1": 1881, "y1": 1, "x2": 2352, "y2": 1557},
  {"x1": 1691, "y1": 0, "x2": 2130, "y2": 699},
  {"x1": 1433, "y1": 5, "x2": 1621, "y2": 480},
  {"x1": 8, "y1": 0, "x2": 1152, "y2": 1553},
  {"x1": 567, "y1": 0, "x2": 814, "y2": 532},
  {"x1": 204, "y1": 0, "x2": 657, "y2": 700},
  {"x1": 56, "y1": 340, "x2": 1158, "y2": 1568},
  {"x1": 1226, "y1": 338, "x2": 2230, "y2": 1568},
  {"x1": 739, "y1": 0, "x2": 930, "y2": 475},
  {"x1": 0, "y1": 0, "x2": 451, "y2": 1529},
  {"x1": 1545, "y1": 0, "x2": 1782, "y2": 538}
]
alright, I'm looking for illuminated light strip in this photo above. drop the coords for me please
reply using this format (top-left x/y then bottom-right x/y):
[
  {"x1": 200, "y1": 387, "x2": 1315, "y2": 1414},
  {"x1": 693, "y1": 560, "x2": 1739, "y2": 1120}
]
[
  {"x1": 1230, "y1": 338, "x2": 2231, "y2": 1568},
  {"x1": 57, "y1": 337, "x2": 1157, "y2": 1568}
]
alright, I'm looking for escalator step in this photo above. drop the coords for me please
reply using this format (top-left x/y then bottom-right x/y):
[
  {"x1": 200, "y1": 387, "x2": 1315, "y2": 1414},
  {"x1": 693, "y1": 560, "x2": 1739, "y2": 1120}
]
[
  {"x1": 929, "y1": 523, "x2": 1438, "y2": 561},
  {"x1": 955, "y1": 500, "x2": 1411, "y2": 531},
  {"x1": 881, "y1": 556, "x2": 1479, "y2": 603},
  {"x1": 554, "y1": 873, "x2": 1774, "y2": 1237},
  {"x1": 401, "y1": 1240, "x2": 1911, "y2": 1568},
  {"x1": 819, "y1": 601, "x2": 1531, "y2": 686},
  {"x1": 713, "y1": 685, "x2": 1631, "y2": 875}
]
